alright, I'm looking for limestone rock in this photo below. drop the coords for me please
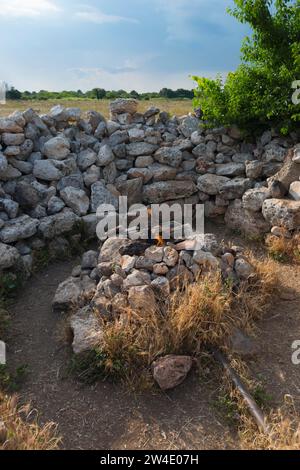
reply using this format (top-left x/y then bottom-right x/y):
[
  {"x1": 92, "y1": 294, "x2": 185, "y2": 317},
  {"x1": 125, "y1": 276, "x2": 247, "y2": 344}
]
[
  {"x1": 152, "y1": 355, "x2": 193, "y2": 390},
  {"x1": 197, "y1": 174, "x2": 230, "y2": 195},
  {"x1": 0, "y1": 242, "x2": 20, "y2": 269},
  {"x1": 128, "y1": 285, "x2": 156, "y2": 312},
  {"x1": 242, "y1": 187, "x2": 270, "y2": 212},
  {"x1": 110, "y1": 98, "x2": 138, "y2": 115},
  {"x1": 0, "y1": 215, "x2": 39, "y2": 243},
  {"x1": 60, "y1": 186, "x2": 89, "y2": 216},
  {"x1": 143, "y1": 181, "x2": 197, "y2": 204},
  {"x1": 262, "y1": 198, "x2": 300, "y2": 231},
  {"x1": 70, "y1": 307, "x2": 103, "y2": 355},
  {"x1": 225, "y1": 199, "x2": 270, "y2": 236},
  {"x1": 90, "y1": 181, "x2": 119, "y2": 213},
  {"x1": 154, "y1": 147, "x2": 182, "y2": 168},
  {"x1": 43, "y1": 136, "x2": 70, "y2": 160}
]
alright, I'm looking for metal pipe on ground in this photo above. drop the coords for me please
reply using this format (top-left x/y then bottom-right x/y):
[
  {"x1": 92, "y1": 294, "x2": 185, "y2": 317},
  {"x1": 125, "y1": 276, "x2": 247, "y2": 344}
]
[{"x1": 212, "y1": 347, "x2": 269, "y2": 434}]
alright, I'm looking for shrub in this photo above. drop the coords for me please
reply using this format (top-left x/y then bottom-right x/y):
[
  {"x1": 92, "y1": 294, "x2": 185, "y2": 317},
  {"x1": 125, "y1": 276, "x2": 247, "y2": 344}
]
[{"x1": 193, "y1": 0, "x2": 300, "y2": 133}]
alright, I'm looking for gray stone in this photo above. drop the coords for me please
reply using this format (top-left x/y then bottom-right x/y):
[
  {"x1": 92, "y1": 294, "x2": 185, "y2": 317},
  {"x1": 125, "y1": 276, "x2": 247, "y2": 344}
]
[
  {"x1": 0, "y1": 242, "x2": 20, "y2": 269},
  {"x1": 83, "y1": 165, "x2": 101, "y2": 187},
  {"x1": 242, "y1": 187, "x2": 270, "y2": 212},
  {"x1": 33, "y1": 159, "x2": 62, "y2": 181},
  {"x1": 110, "y1": 98, "x2": 138, "y2": 115},
  {"x1": 0, "y1": 198, "x2": 18, "y2": 219},
  {"x1": 0, "y1": 118, "x2": 23, "y2": 133},
  {"x1": 60, "y1": 186, "x2": 89, "y2": 216},
  {"x1": 235, "y1": 258, "x2": 254, "y2": 280},
  {"x1": 154, "y1": 147, "x2": 182, "y2": 168},
  {"x1": 246, "y1": 160, "x2": 263, "y2": 179},
  {"x1": 143, "y1": 181, "x2": 197, "y2": 204},
  {"x1": 38, "y1": 208, "x2": 80, "y2": 239},
  {"x1": 70, "y1": 307, "x2": 103, "y2": 355},
  {"x1": 0, "y1": 153, "x2": 8, "y2": 173},
  {"x1": 47, "y1": 196, "x2": 65, "y2": 215},
  {"x1": 0, "y1": 215, "x2": 39, "y2": 243},
  {"x1": 90, "y1": 181, "x2": 119, "y2": 213},
  {"x1": 127, "y1": 142, "x2": 158, "y2": 156},
  {"x1": 128, "y1": 285, "x2": 156, "y2": 312},
  {"x1": 116, "y1": 177, "x2": 143, "y2": 206},
  {"x1": 81, "y1": 250, "x2": 98, "y2": 269},
  {"x1": 135, "y1": 155, "x2": 153, "y2": 168},
  {"x1": 97, "y1": 144, "x2": 115, "y2": 167},
  {"x1": 0, "y1": 164, "x2": 22, "y2": 180},
  {"x1": 262, "y1": 198, "x2": 300, "y2": 231},
  {"x1": 43, "y1": 136, "x2": 70, "y2": 160},
  {"x1": 225, "y1": 199, "x2": 270, "y2": 236},
  {"x1": 215, "y1": 163, "x2": 245, "y2": 177},
  {"x1": 149, "y1": 163, "x2": 177, "y2": 182},
  {"x1": 197, "y1": 174, "x2": 230, "y2": 195},
  {"x1": 219, "y1": 178, "x2": 252, "y2": 200},
  {"x1": 2, "y1": 133, "x2": 25, "y2": 146},
  {"x1": 77, "y1": 148, "x2": 97, "y2": 170}
]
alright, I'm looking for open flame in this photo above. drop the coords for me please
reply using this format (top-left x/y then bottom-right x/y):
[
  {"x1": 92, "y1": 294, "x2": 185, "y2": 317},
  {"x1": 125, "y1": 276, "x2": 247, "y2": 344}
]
[{"x1": 155, "y1": 234, "x2": 165, "y2": 247}]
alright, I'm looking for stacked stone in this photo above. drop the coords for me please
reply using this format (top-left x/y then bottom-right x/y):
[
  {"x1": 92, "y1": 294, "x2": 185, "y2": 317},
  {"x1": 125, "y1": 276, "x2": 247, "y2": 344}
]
[
  {"x1": 0, "y1": 100, "x2": 299, "y2": 277},
  {"x1": 52, "y1": 234, "x2": 255, "y2": 355}
]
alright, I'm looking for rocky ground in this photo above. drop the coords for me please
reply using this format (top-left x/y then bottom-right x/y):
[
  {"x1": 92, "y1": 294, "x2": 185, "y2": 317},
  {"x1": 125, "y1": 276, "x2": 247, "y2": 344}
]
[{"x1": 5, "y1": 221, "x2": 300, "y2": 450}]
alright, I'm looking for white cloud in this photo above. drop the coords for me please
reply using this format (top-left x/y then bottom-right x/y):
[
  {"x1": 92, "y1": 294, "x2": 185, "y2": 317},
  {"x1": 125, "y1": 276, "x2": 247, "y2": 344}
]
[
  {"x1": 75, "y1": 5, "x2": 139, "y2": 25},
  {"x1": 0, "y1": 0, "x2": 61, "y2": 18}
]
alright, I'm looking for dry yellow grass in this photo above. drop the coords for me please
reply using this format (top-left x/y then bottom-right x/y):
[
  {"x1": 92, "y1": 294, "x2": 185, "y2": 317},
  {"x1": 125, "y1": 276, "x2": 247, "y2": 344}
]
[
  {"x1": 0, "y1": 392, "x2": 61, "y2": 450},
  {"x1": 239, "y1": 398, "x2": 300, "y2": 450},
  {"x1": 0, "y1": 99, "x2": 193, "y2": 119},
  {"x1": 266, "y1": 233, "x2": 300, "y2": 264},
  {"x1": 89, "y1": 253, "x2": 278, "y2": 384}
]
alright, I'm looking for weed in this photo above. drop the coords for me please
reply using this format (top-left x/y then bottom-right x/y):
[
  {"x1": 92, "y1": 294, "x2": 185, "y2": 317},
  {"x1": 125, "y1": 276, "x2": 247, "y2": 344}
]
[
  {"x1": 0, "y1": 392, "x2": 61, "y2": 450},
  {"x1": 266, "y1": 233, "x2": 300, "y2": 265},
  {"x1": 0, "y1": 272, "x2": 23, "y2": 300},
  {"x1": 0, "y1": 364, "x2": 29, "y2": 393},
  {"x1": 213, "y1": 392, "x2": 240, "y2": 426}
]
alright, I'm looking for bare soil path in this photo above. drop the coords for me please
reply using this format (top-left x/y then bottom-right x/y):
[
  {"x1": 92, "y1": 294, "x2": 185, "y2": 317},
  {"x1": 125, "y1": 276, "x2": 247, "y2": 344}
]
[{"x1": 5, "y1": 222, "x2": 300, "y2": 449}]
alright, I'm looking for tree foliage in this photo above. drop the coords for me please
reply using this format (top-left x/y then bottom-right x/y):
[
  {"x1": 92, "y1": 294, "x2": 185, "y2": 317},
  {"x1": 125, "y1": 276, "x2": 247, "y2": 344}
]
[{"x1": 193, "y1": 0, "x2": 300, "y2": 133}]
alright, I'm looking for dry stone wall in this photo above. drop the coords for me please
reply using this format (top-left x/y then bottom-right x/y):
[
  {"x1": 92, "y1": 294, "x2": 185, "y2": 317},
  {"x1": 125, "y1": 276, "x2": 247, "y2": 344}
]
[{"x1": 0, "y1": 98, "x2": 299, "y2": 277}]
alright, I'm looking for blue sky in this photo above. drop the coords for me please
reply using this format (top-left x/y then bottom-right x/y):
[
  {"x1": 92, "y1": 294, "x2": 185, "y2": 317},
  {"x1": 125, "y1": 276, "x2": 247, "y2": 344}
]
[{"x1": 0, "y1": 0, "x2": 250, "y2": 92}]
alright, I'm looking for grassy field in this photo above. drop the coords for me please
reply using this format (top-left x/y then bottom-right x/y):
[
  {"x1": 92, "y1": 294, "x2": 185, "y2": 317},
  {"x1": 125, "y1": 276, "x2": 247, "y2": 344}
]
[{"x1": 0, "y1": 99, "x2": 193, "y2": 119}]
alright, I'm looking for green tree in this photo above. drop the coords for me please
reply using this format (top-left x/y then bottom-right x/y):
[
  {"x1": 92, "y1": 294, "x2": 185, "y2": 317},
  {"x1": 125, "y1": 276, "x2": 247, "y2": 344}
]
[{"x1": 193, "y1": 0, "x2": 300, "y2": 133}]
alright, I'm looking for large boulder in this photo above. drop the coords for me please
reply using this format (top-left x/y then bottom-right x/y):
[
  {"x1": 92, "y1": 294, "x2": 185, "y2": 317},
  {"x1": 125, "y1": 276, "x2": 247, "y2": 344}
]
[
  {"x1": 143, "y1": 181, "x2": 198, "y2": 204},
  {"x1": 262, "y1": 198, "x2": 300, "y2": 231},
  {"x1": 0, "y1": 215, "x2": 39, "y2": 243},
  {"x1": 152, "y1": 355, "x2": 193, "y2": 390}
]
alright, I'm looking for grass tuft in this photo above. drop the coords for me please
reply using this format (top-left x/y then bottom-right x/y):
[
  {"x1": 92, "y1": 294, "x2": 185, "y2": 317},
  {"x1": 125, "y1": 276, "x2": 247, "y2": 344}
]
[
  {"x1": 266, "y1": 233, "x2": 300, "y2": 264},
  {"x1": 0, "y1": 392, "x2": 61, "y2": 450}
]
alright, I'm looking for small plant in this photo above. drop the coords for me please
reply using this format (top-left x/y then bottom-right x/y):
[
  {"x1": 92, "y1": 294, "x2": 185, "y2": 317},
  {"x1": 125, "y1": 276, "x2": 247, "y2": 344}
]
[
  {"x1": 0, "y1": 272, "x2": 23, "y2": 300},
  {"x1": 266, "y1": 234, "x2": 300, "y2": 264},
  {"x1": 213, "y1": 392, "x2": 240, "y2": 426},
  {"x1": 0, "y1": 364, "x2": 29, "y2": 393}
]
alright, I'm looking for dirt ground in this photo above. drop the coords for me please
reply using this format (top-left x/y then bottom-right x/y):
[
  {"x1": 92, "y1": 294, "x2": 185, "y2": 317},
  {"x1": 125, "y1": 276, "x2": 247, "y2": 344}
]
[{"x1": 5, "y1": 222, "x2": 300, "y2": 450}]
